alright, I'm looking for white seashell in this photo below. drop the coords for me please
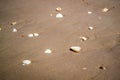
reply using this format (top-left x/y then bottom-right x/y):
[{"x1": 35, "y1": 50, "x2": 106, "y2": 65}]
[
  {"x1": 88, "y1": 11, "x2": 92, "y2": 14},
  {"x1": 70, "y1": 46, "x2": 81, "y2": 52},
  {"x1": 56, "y1": 13, "x2": 63, "y2": 18},
  {"x1": 56, "y1": 7, "x2": 62, "y2": 11},
  {"x1": 28, "y1": 34, "x2": 34, "y2": 38},
  {"x1": 102, "y1": 8, "x2": 109, "y2": 12},
  {"x1": 80, "y1": 36, "x2": 88, "y2": 41},
  {"x1": 33, "y1": 33, "x2": 39, "y2": 37},
  {"x1": 12, "y1": 28, "x2": 17, "y2": 32},
  {"x1": 88, "y1": 26, "x2": 94, "y2": 30},
  {"x1": 44, "y1": 49, "x2": 52, "y2": 54},
  {"x1": 22, "y1": 60, "x2": 31, "y2": 66}
]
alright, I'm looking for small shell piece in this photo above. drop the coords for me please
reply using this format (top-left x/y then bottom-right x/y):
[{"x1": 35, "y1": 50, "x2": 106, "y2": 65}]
[
  {"x1": 88, "y1": 11, "x2": 92, "y2": 14},
  {"x1": 80, "y1": 36, "x2": 88, "y2": 41},
  {"x1": 12, "y1": 28, "x2": 17, "y2": 32},
  {"x1": 56, "y1": 7, "x2": 62, "y2": 12},
  {"x1": 88, "y1": 26, "x2": 94, "y2": 30},
  {"x1": 56, "y1": 13, "x2": 63, "y2": 18},
  {"x1": 28, "y1": 34, "x2": 34, "y2": 38},
  {"x1": 102, "y1": 8, "x2": 109, "y2": 12},
  {"x1": 11, "y1": 22, "x2": 17, "y2": 25},
  {"x1": 33, "y1": 33, "x2": 39, "y2": 37},
  {"x1": 22, "y1": 60, "x2": 31, "y2": 66},
  {"x1": 44, "y1": 49, "x2": 52, "y2": 54},
  {"x1": 70, "y1": 46, "x2": 81, "y2": 53}
]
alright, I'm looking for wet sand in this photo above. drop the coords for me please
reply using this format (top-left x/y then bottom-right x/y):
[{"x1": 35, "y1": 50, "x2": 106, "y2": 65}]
[{"x1": 0, "y1": 0, "x2": 120, "y2": 80}]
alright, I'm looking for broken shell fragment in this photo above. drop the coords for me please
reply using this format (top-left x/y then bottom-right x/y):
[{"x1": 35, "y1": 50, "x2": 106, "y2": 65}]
[
  {"x1": 22, "y1": 60, "x2": 31, "y2": 66},
  {"x1": 12, "y1": 28, "x2": 17, "y2": 32},
  {"x1": 88, "y1": 26, "x2": 94, "y2": 30},
  {"x1": 80, "y1": 36, "x2": 88, "y2": 41},
  {"x1": 70, "y1": 46, "x2": 81, "y2": 53},
  {"x1": 88, "y1": 11, "x2": 92, "y2": 14},
  {"x1": 11, "y1": 22, "x2": 17, "y2": 25},
  {"x1": 56, "y1": 13, "x2": 63, "y2": 18},
  {"x1": 56, "y1": 7, "x2": 62, "y2": 12},
  {"x1": 44, "y1": 49, "x2": 52, "y2": 54},
  {"x1": 102, "y1": 8, "x2": 109, "y2": 12},
  {"x1": 33, "y1": 33, "x2": 39, "y2": 37},
  {"x1": 28, "y1": 34, "x2": 34, "y2": 38}
]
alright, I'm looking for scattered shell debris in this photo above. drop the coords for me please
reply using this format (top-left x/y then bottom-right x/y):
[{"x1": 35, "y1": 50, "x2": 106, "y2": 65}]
[
  {"x1": 99, "y1": 66, "x2": 106, "y2": 70},
  {"x1": 102, "y1": 8, "x2": 109, "y2": 12},
  {"x1": 56, "y1": 7, "x2": 62, "y2": 12},
  {"x1": 12, "y1": 28, "x2": 17, "y2": 32},
  {"x1": 56, "y1": 13, "x2": 63, "y2": 18},
  {"x1": 88, "y1": 26, "x2": 94, "y2": 30},
  {"x1": 70, "y1": 46, "x2": 81, "y2": 53},
  {"x1": 22, "y1": 60, "x2": 31, "y2": 66},
  {"x1": 33, "y1": 33, "x2": 39, "y2": 37},
  {"x1": 28, "y1": 33, "x2": 39, "y2": 38},
  {"x1": 44, "y1": 49, "x2": 52, "y2": 54},
  {"x1": 28, "y1": 33, "x2": 34, "y2": 38},
  {"x1": 88, "y1": 11, "x2": 92, "y2": 14},
  {"x1": 80, "y1": 36, "x2": 89, "y2": 41},
  {"x1": 11, "y1": 22, "x2": 17, "y2": 25}
]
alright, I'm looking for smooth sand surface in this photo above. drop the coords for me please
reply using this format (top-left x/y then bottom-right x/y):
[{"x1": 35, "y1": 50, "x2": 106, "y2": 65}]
[{"x1": 0, "y1": 0, "x2": 120, "y2": 80}]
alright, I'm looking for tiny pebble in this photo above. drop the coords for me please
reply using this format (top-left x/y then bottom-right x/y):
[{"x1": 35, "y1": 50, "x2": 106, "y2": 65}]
[
  {"x1": 44, "y1": 49, "x2": 52, "y2": 54},
  {"x1": 28, "y1": 34, "x2": 34, "y2": 38},
  {"x1": 56, "y1": 13, "x2": 63, "y2": 18},
  {"x1": 22, "y1": 60, "x2": 31, "y2": 66}
]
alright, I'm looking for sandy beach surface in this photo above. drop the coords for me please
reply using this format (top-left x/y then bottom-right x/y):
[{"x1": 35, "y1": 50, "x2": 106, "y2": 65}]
[{"x1": 0, "y1": 0, "x2": 120, "y2": 80}]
